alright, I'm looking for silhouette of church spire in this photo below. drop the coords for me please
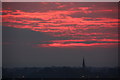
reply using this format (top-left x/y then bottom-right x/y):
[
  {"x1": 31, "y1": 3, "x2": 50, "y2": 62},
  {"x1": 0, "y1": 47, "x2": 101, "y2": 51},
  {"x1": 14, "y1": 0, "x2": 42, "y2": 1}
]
[
  {"x1": 82, "y1": 57, "x2": 85, "y2": 68},
  {"x1": 81, "y1": 57, "x2": 87, "y2": 78}
]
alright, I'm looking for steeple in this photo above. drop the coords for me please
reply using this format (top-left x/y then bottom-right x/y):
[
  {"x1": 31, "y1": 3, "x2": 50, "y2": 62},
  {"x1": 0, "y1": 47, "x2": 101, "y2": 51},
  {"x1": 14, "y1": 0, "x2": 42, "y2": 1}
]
[
  {"x1": 81, "y1": 57, "x2": 86, "y2": 78},
  {"x1": 82, "y1": 57, "x2": 85, "y2": 68}
]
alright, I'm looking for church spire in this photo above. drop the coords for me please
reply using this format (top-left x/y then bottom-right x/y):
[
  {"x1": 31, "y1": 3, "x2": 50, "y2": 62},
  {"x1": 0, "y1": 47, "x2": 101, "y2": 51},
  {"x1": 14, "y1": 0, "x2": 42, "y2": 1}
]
[
  {"x1": 81, "y1": 57, "x2": 86, "y2": 78},
  {"x1": 82, "y1": 57, "x2": 85, "y2": 68}
]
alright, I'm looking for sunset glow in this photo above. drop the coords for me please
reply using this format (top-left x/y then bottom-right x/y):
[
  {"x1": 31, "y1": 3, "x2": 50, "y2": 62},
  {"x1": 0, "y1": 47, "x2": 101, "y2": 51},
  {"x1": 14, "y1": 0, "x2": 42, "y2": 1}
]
[{"x1": 2, "y1": 2, "x2": 119, "y2": 47}]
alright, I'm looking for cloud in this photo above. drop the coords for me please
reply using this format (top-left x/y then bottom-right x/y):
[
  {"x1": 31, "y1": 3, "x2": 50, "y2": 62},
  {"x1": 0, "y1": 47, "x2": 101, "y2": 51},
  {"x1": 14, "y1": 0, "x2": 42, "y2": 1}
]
[
  {"x1": 35, "y1": 39, "x2": 119, "y2": 47},
  {"x1": 2, "y1": 2, "x2": 119, "y2": 47}
]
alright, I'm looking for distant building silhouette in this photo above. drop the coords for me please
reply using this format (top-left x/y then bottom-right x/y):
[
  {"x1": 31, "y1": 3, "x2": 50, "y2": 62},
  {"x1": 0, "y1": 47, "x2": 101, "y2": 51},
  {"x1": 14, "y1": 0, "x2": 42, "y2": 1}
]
[
  {"x1": 81, "y1": 57, "x2": 86, "y2": 78},
  {"x1": 82, "y1": 57, "x2": 85, "y2": 69}
]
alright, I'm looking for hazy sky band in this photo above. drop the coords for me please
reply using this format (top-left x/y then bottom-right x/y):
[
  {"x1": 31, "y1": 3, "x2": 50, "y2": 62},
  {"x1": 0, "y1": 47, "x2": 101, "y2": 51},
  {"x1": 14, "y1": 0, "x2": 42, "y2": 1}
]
[{"x1": 1, "y1": 0, "x2": 120, "y2": 2}]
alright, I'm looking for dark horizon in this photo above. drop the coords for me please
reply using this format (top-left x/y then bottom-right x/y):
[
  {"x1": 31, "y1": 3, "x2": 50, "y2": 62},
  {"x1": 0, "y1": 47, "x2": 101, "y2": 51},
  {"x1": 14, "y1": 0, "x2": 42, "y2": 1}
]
[{"x1": 3, "y1": 66, "x2": 119, "y2": 78}]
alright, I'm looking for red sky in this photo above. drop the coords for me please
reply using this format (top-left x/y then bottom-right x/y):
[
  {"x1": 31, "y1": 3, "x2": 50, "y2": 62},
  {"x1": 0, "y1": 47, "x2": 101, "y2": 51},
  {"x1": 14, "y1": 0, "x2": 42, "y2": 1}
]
[{"x1": 2, "y1": 2, "x2": 119, "y2": 48}]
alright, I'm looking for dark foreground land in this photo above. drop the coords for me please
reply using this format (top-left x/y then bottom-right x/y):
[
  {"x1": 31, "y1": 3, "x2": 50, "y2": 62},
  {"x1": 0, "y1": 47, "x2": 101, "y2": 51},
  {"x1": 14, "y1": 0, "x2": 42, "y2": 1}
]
[{"x1": 2, "y1": 67, "x2": 120, "y2": 79}]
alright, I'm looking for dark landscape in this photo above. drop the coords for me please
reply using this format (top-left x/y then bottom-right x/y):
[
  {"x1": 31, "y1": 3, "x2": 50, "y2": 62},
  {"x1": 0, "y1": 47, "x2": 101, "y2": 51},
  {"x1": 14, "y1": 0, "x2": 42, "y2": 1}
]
[{"x1": 2, "y1": 67, "x2": 119, "y2": 79}]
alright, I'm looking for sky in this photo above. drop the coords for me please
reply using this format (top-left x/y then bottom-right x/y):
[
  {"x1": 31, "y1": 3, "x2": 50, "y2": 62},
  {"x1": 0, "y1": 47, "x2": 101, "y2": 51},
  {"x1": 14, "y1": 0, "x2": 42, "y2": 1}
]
[
  {"x1": 0, "y1": 1, "x2": 1, "y2": 59},
  {"x1": 1, "y1": 0, "x2": 120, "y2": 2},
  {"x1": 2, "y1": 2, "x2": 119, "y2": 68}
]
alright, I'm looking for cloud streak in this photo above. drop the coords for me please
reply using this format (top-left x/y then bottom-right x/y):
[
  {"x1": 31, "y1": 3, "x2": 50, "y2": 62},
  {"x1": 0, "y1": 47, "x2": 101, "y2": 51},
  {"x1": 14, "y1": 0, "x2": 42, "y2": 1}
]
[{"x1": 2, "y1": 2, "x2": 119, "y2": 47}]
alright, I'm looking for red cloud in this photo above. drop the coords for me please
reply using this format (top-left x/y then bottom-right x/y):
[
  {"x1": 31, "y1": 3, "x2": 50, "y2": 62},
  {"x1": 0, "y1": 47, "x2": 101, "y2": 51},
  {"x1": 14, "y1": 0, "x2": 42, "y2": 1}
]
[
  {"x1": 2, "y1": 3, "x2": 119, "y2": 47},
  {"x1": 35, "y1": 39, "x2": 119, "y2": 47},
  {"x1": 37, "y1": 43, "x2": 118, "y2": 48}
]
